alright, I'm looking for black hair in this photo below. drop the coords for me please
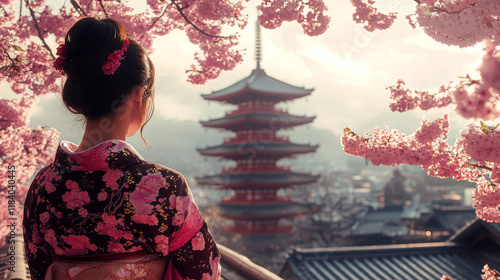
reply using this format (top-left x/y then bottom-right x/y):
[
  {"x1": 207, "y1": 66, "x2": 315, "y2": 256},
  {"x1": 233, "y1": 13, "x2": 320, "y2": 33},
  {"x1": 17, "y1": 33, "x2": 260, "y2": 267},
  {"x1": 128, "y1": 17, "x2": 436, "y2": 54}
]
[{"x1": 61, "y1": 17, "x2": 155, "y2": 144}]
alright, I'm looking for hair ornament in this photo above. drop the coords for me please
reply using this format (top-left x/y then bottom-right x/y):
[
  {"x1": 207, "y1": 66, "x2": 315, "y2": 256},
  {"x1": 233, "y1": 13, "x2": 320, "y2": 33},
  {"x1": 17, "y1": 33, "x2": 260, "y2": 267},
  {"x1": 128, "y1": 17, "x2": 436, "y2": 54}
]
[
  {"x1": 102, "y1": 39, "x2": 130, "y2": 75},
  {"x1": 53, "y1": 43, "x2": 66, "y2": 73}
]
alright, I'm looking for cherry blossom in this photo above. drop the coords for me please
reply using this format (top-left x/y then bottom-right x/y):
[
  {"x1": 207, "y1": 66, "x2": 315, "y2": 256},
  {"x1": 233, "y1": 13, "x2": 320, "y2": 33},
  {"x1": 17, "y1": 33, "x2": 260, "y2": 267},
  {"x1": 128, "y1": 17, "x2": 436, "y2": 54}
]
[{"x1": 350, "y1": 0, "x2": 396, "y2": 32}]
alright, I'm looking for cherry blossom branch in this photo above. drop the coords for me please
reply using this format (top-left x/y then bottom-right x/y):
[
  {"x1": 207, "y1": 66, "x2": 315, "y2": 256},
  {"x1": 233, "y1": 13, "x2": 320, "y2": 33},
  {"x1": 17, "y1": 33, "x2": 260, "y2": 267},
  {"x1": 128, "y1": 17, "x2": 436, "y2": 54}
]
[
  {"x1": 1, "y1": 6, "x2": 9, "y2": 19},
  {"x1": 170, "y1": 0, "x2": 229, "y2": 39},
  {"x1": 468, "y1": 162, "x2": 493, "y2": 172},
  {"x1": 27, "y1": 7, "x2": 55, "y2": 59},
  {"x1": 70, "y1": 0, "x2": 88, "y2": 17},
  {"x1": 98, "y1": 0, "x2": 110, "y2": 18},
  {"x1": 148, "y1": 5, "x2": 168, "y2": 31},
  {"x1": 19, "y1": 0, "x2": 22, "y2": 20}
]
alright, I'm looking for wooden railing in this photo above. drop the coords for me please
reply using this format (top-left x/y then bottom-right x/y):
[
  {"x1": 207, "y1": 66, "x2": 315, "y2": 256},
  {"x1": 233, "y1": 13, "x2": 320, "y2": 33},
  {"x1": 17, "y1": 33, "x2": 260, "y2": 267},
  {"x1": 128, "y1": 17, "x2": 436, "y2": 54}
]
[{"x1": 218, "y1": 244, "x2": 284, "y2": 280}]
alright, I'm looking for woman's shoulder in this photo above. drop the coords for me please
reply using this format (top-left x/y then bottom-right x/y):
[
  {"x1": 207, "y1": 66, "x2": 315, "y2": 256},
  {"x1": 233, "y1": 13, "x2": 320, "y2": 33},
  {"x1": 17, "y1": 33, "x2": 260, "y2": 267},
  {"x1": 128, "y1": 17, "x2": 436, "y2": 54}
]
[{"x1": 123, "y1": 161, "x2": 188, "y2": 189}]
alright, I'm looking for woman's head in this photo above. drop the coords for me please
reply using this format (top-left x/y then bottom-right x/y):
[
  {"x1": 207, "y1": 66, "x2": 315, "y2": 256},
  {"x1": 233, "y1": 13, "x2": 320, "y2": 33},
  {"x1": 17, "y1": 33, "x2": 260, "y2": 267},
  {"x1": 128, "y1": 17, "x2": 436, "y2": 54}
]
[{"x1": 60, "y1": 17, "x2": 155, "y2": 142}]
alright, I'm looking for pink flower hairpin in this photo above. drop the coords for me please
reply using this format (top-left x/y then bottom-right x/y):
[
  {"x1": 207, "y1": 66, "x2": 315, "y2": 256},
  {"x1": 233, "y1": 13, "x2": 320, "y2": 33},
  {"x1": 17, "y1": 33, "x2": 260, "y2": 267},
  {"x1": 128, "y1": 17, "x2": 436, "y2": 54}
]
[
  {"x1": 102, "y1": 39, "x2": 130, "y2": 75},
  {"x1": 53, "y1": 43, "x2": 66, "y2": 73}
]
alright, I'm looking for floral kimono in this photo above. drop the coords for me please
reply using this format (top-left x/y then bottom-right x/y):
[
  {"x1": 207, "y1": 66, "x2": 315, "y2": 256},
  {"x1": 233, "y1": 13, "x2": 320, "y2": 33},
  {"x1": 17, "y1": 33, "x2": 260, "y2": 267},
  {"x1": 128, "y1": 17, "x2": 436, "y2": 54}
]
[{"x1": 23, "y1": 140, "x2": 221, "y2": 280}]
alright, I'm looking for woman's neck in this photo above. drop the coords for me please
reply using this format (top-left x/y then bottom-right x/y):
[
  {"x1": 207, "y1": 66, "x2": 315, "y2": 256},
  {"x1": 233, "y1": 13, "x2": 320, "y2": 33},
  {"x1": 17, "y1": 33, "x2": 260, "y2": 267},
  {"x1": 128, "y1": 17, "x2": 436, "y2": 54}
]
[{"x1": 75, "y1": 116, "x2": 127, "y2": 152}]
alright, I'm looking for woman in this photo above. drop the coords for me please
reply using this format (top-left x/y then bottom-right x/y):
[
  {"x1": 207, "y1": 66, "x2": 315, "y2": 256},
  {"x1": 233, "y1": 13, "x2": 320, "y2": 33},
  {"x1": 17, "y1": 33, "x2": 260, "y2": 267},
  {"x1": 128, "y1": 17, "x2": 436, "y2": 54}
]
[{"x1": 23, "y1": 17, "x2": 220, "y2": 280}]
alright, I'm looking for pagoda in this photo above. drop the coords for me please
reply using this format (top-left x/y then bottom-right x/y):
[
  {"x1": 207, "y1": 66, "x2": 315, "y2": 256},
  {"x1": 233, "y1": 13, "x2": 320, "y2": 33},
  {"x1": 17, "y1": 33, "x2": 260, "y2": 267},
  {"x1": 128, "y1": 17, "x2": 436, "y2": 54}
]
[{"x1": 196, "y1": 21, "x2": 319, "y2": 235}]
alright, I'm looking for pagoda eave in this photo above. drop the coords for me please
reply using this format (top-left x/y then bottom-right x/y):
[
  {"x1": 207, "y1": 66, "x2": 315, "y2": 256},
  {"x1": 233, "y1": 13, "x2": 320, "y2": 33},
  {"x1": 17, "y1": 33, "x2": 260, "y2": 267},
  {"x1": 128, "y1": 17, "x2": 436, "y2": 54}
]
[
  {"x1": 195, "y1": 175, "x2": 320, "y2": 188},
  {"x1": 200, "y1": 116, "x2": 315, "y2": 130},
  {"x1": 221, "y1": 225, "x2": 293, "y2": 235},
  {"x1": 201, "y1": 87, "x2": 312, "y2": 103},
  {"x1": 197, "y1": 145, "x2": 319, "y2": 158},
  {"x1": 215, "y1": 202, "x2": 320, "y2": 219}
]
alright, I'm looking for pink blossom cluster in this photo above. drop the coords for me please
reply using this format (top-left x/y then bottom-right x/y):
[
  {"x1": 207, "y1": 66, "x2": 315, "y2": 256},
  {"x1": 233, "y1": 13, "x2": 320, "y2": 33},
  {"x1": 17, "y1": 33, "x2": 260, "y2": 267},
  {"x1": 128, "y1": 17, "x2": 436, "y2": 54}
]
[
  {"x1": 415, "y1": 0, "x2": 500, "y2": 48},
  {"x1": 388, "y1": 41, "x2": 500, "y2": 121},
  {"x1": 102, "y1": 39, "x2": 130, "y2": 75},
  {"x1": 0, "y1": 99, "x2": 59, "y2": 247},
  {"x1": 479, "y1": 40, "x2": 500, "y2": 91},
  {"x1": 452, "y1": 84, "x2": 500, "y2": 120},
  {"x1": 472, "y1": 178, "x2": 500, "y2": 223},
  {"x1": 414, "y1": 116, "x2": 449, "y2": 144},
  {"x1": 482, "y1": 264, "x2": 500, "y2": 280},
  {"x1": 461, "y1": 124, "x2": 500, "y2": 163},
  {"x1": 343, "y1": 117, "x2": 500, "y2": 224},
  {"x1": 388, "y1": 79, "x2": 453, "y2": 112},
  {"x1": 258, "y1": 0, "x2": 330, "y2": 36},
  {"x1": 342, "y1": 114, "x2": 484, "y2": 181},
  {"x1": 350, "y1": 0, "x2": 397, "y2": 32}
]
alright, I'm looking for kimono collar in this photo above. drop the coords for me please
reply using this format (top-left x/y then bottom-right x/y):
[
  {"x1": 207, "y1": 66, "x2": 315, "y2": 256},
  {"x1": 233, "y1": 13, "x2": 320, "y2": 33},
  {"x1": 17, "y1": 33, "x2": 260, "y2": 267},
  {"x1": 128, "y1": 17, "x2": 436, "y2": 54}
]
[{"x1": 54, "y1": 140, "x2": 146, "y2": 171}]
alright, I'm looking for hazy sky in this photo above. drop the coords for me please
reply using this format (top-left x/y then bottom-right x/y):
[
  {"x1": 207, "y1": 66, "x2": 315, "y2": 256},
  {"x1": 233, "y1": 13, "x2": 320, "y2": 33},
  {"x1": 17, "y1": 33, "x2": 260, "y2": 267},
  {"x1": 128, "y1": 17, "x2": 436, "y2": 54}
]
[{"x1": 1, "y1": 0, "x2": 485, "y2": 164}]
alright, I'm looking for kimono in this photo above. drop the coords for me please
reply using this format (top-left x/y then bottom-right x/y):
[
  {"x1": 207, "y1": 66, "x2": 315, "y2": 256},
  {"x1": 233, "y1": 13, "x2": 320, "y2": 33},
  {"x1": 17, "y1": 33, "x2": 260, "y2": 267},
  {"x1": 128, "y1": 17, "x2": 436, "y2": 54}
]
[{"x1": 23, "y1": 140, "x2": 221, "y2": 280}]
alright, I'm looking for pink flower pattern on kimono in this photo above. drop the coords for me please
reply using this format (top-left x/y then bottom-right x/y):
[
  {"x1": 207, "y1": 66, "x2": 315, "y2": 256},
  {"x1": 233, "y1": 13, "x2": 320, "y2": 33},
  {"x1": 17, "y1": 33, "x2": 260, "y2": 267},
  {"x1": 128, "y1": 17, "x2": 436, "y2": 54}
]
[
  {"x1": 103, "y1": 170, "x2": 123, "y2": 190},
  {"x1": 136, "y1": 172, "x2": 165, "y2": 198},
  {"x1": 40, "y1": 168, "x2": 57, "y2": 193},
  {"x1": 23, "y1": 140, "x2": 220, "y2": 280},
  {"x1": 172, "y1": 195, "x2": 193, "y2": 226},
  {"x1": 62, "y1": 180, "x2": 90, "y2": 210},
  {"x1": 116, "y1": 264, "x2": 147, "y2": 280},
  {"x1": 154, "y1": 235, "x2": 169, "y2": 255},
  {"x1": 192, "y1": 231, "x2": 205, "y2": 251},
  {"x1": 202, "y1": 253, "x2": 221, "y2": 280},
  {"x1": 61, "y1": 235, "x2": 98, "y2": 255}
]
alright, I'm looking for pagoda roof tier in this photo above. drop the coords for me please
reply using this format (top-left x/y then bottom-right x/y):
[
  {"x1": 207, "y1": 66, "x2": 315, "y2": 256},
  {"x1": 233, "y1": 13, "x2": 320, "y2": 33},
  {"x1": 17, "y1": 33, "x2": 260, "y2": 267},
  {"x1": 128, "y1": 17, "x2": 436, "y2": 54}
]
[
  {"x1": 195, "y1": 172, "x2": 319, "y2": 188},
  {"x1": 197, "y1": 142, "x2": 318, "y2": 159},
  {"x1": 200, "y1": 112, "x2": 315, "y2": 131},
  {"x1": 216, "y1": 202, "x2": 319, "y2": 220},
  {"x1": 201, "y1": 68, "x2": 313, "y2": 105}
]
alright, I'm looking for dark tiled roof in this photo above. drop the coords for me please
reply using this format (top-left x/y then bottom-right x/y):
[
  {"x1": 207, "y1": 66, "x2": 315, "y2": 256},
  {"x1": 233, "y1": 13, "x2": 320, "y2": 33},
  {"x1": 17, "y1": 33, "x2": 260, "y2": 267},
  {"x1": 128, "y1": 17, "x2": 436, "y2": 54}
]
[
  {"x1": 200, "y1": 112, "x2": 315, "y2": 130},
  {"x1": 429, "y1": 207, "x2": 476, "y2": 232},
  {"x1": 217, "y1": 202, "x2": 318, "y2": 218},
  {"x1": 281, "y1": 243, "x2": 496, "y2": 280},
  {"x1": 201, "y1": 68, "x2": 312, "y2": 104},
  {"x1": 197, "y1": 142, "x2": 318, "y2": 158},
  {"x1": 196, "y1": 171, "x2": 320, "y2": 187}
]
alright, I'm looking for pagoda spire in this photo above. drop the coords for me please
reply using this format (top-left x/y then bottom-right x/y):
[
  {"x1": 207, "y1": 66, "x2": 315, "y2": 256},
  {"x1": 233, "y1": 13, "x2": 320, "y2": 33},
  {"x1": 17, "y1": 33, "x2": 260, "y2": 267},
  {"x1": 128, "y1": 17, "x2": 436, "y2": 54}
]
[{"x1": 255, "y1": 15, "x2": 262, "y2": 69}]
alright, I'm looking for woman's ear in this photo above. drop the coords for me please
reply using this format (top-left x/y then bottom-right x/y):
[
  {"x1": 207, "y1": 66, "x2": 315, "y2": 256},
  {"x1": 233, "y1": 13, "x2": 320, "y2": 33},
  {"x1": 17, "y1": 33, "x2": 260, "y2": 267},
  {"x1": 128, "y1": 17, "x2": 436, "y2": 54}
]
[{"x1": 131, "y1": 85, "x2": 147, "y2": 108}]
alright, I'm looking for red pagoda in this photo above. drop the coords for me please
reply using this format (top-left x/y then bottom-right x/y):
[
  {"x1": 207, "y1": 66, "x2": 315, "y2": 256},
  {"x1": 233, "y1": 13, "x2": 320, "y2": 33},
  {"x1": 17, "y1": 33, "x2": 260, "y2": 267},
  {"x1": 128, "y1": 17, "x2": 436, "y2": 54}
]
[{"x1": 196, "y1": 21, "x2": 319, "y2": 235}]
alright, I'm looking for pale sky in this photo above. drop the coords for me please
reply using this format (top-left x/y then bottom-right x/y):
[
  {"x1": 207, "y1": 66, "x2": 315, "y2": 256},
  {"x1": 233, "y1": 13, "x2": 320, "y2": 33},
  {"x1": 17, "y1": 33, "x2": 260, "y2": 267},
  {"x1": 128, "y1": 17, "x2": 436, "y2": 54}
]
[{"x1": 1, "y1": 0, "x2": 485, "y2": 164}]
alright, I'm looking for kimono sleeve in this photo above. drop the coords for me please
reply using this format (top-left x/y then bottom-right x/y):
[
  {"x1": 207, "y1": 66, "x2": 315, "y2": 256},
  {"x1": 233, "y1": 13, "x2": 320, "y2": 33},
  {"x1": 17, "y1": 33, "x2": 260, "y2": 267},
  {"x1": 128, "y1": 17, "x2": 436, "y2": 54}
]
[
  {"x1": 153, "y1": 173, "x2": 221, "y2": 279},
  {"x1": 23, "y1": 169, "x2": 53, "y2": 280}
]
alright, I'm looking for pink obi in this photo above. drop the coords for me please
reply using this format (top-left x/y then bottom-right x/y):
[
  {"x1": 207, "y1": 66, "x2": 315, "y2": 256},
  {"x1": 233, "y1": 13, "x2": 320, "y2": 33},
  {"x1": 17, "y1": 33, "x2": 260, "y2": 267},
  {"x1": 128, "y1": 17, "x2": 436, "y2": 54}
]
[{"x1": 45, "y1": 250, "x2": 169, "y2": 280}]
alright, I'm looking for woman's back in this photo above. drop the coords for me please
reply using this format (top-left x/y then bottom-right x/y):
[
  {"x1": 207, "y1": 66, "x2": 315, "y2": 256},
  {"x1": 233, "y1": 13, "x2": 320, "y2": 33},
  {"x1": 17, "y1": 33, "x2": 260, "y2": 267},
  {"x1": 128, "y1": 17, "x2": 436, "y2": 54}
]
[{"x1": 23, "y1": 140, "x2": 220, "y2": 279}]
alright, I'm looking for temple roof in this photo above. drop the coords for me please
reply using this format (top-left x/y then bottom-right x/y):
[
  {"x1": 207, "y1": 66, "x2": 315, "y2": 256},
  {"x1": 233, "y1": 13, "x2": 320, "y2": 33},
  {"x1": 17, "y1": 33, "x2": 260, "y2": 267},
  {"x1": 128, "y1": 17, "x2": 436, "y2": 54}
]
[
  {"x1": 200, "y1": 112, "x2": 315, "y2": 130},
  {"x1": 197, "y1": 142, "x2": 318, "y2": 158},
  {"x1": 281, "y1": 243, "x2": 493, "y2": 280},
  {"x1": 280, "y1": 219, "x2": 500, "y2": 280},
  {"x1": 216, "y1": 202, "x2": 318, "y2": 219},
  {"x1": 201, "y1": 68, "x2": 313, "y2": 104},
  {"x1": 196, "y1": 172, "x2": 319, "y2": 188}
]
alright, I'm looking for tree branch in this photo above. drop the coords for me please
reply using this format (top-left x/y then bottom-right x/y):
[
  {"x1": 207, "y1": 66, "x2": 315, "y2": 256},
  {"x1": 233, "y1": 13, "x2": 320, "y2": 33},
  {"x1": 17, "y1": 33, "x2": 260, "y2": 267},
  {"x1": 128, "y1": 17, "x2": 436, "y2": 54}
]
[
  {"x1": 70, "y1": 0, "x2": 87, "y2": 17},
  {"x1": 28, "y1": 6, "x2": 55, "y2": 59},
  {"x1": 148, "y1": 4, "x2": 168, "y2": 31},
  {"x1": 98, "y1": 0, "x2": 109, "y2": 18},
  {"x1": 469, "y1": 162, "x2": 493, "y2": 171},
  {"x1": 19, "y1": 0, "x2": 22, "y2": 20},
  {"x1": 170, "y1": 0, "x2": 228, "y2": 39}
]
